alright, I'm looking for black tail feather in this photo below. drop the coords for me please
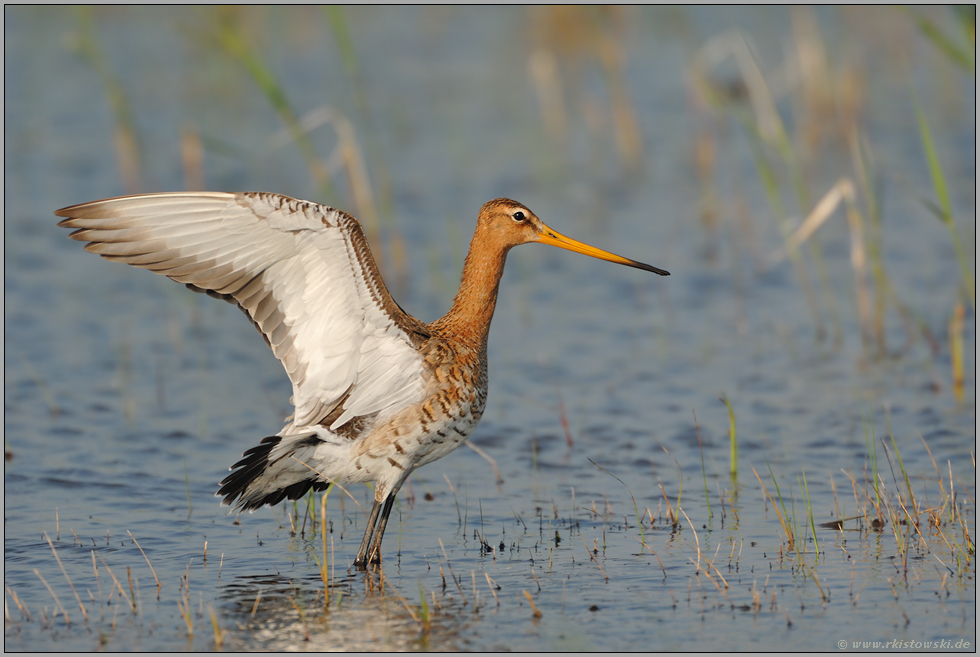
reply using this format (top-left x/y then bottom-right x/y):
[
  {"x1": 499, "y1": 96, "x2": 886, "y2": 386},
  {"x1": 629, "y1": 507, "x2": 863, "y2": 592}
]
[{"x1": 217, "y1": 435, "x2": 330, "y2": 511}]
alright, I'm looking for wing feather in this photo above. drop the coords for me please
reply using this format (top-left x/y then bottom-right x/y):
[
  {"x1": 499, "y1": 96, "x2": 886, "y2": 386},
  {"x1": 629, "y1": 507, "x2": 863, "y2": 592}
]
[{"x1": 57, "y1": 191, "x2": 429, "y2": 431}]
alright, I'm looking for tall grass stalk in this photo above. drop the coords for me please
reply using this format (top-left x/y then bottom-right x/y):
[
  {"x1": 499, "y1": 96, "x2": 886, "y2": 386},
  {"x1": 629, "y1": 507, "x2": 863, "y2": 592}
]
[
  {"x1": 33, "y1": 569, "x2": 70, "y2": 626},
  {"x1": 96, "y1": 553, "x2": 135, "y2": 613},
  {"x1": 322, "y1": 6, "x2": 405, "y2": 282},
  {"x1": 841, "y1": 186, "x2": 874, "y2": 348},
  {"x1": 588, "y1": 458, "x2": 646, "y2": 545},
  {"x1": 320, "y1": 489, "x2": 332, "y2": 605},
  {"x1": 864, "y1": 409, "x2": 881, "y2": 523},
  {"x1": 801, "y1": 562, "x2": 828, "y2": 603},
  {"x1": 799, "y1": 469, "x2": 819, "y2": 557},
  {"x1": 126, "y1": 531, "x2": 160, "y2": 594},
  {"x1": 91, "y1": 552, "x2": 103, "y2": 621},
  {"x1": 208, "y1": 605, "x2": 226, "y2": 649},
  {"x1": 660, "y1": 445, "x2": 684, "y2": 526},
  {"x1": 883, "y1": 413, "x2": 914, "y2": 510},
  {"x1": 949, "y1": 302, "x2": 965, "y2": 402},
  {"x1": 17, "y1": 353, "x2": 59, "y2": 416},
  {"x1": 906, "y1": 7, "x2": 976, "y2": 73},
  {"x1": 789, "y1": 485, "x2": 802, "y2": 561},
  {"x1": 692, "y1": 411, "x2": 711, "y2": 519},
  {"x1": 44, "y1": 533, "x2": 87, "y2": 622},
  {"x1": 764, "y1": 461, "x2": 797, "y2": 554},
  {"x1": 848, "y1": 129, "x2": 890, "y2": 350},
  {"x1": 706, "y1": 34, "x2": 829, "y2": 337},
  {"x1": 913, "y1": 90, "x2": 975, "y2": 309},
  {"x1": 213, "y1": 9, "x2": 335, "y2": 200},
  {"x1": 744, "y1": 131, "x2": 823, "y2": 336},
  {"x1": 722, "y1": 396, "x2": 737, "y2": 479},
  {"x1": 418, "y1": 583, "x2": 431, "y2": 631},
  {"x1": 751, "y1": 465, "x2": 794, "y2": 551},
  {"x1": 74, "y1": 6, "x2": 142, "y2": 194}
]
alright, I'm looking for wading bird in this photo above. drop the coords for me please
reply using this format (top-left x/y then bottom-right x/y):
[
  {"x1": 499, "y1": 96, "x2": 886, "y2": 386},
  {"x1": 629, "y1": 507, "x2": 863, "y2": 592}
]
[{"x1": 57, "y1": 192, "x2": 668, "y2": 567}]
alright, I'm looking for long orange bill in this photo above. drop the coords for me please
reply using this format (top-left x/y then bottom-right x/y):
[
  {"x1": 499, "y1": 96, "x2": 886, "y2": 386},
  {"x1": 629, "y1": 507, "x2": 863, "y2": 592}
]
[{"x1": 535, "y1": 223, "x2": 670, "y2": 276}]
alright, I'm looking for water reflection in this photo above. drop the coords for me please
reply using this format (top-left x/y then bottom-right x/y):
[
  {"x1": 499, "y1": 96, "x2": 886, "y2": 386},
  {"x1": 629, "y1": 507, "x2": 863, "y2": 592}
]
[{"x1": 219, "y1": 570, "x2": 476, "y2": 652}]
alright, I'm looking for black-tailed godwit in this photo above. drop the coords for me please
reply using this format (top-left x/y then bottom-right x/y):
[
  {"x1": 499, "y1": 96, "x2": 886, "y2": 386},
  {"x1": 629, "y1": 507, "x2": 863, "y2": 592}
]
[{"x1": 57, "y1": 192, "x2": 668, "y2": 567}]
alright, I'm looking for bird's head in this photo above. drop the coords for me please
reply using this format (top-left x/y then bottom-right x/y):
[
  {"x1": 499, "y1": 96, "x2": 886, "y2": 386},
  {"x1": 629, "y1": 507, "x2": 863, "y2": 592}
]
[{"x1": 476, "y1": 198, "x2": 669, "y2": 276}]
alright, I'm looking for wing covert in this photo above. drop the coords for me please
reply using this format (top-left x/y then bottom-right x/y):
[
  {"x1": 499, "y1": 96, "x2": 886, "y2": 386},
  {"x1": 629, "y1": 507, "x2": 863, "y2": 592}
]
[{"x1": 56, "y1": 191, "x2": 428, "y2": 430}]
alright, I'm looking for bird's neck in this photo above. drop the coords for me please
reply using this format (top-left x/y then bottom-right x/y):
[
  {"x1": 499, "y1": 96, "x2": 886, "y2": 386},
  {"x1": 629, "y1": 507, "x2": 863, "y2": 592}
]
[{"x1": 432, "y1": 232, "x2": 510, "y2": 348}]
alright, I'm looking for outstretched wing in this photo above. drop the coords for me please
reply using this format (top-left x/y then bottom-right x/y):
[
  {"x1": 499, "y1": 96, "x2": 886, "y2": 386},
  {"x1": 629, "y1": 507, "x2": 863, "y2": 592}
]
[{"x1": 57, "y1": 191, "x2": 429, "y2": 432}]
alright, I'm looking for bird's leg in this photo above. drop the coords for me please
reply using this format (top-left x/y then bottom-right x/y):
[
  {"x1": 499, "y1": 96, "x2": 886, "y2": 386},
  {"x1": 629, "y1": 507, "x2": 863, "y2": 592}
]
[
  {"x1": 366, "y1": 494, "x2": 398, "y2": 565},
  {"x1": 353, "y1": 498, "x2": 383, "y2": 569}
]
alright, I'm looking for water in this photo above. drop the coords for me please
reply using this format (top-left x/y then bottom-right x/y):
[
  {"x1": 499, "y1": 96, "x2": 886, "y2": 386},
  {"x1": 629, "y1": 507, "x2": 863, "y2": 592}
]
[{"x1": 4, "y1": 6, "x2": 975, "y2": 651}]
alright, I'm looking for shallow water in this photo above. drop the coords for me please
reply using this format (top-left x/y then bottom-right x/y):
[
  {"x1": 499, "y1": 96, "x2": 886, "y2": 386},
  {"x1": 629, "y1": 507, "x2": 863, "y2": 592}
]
[{"x1": 4, "y1": 6, "x2": 976, "y2": 651}]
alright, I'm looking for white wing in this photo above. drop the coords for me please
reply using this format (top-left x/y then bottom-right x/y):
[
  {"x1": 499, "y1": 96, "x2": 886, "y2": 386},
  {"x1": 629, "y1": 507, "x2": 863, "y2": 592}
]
[{"x1": 57, "y1": 191, "x2": 428, "y2": 431}]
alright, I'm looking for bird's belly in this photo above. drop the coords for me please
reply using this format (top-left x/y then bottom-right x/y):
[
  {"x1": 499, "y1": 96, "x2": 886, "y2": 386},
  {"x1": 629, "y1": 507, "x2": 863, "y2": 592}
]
[
  {"x1": 412, "y1": 409, "x2": 481, "y2": 468},
  {"x1": 338, "y1": 387, "x2": 485, "y2": 492}
]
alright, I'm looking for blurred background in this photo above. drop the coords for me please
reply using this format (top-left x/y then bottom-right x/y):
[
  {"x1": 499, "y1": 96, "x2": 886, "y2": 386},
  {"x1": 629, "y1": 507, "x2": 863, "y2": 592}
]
[{"x1": 4, "y1": 6, "x2": 975, "y2": 651}]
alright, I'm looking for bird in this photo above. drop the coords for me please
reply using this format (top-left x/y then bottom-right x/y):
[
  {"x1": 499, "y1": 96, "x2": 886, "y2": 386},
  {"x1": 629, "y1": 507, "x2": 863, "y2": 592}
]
[{"x1": 56, "y1": 192, "x2": 668, "y2": 568}]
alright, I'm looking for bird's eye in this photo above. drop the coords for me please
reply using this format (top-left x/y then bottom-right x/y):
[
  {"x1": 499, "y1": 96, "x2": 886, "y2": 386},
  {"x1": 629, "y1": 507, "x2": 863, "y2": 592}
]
[{"x1": 513, "y1": 211, "x2": 526, "y2": 223}]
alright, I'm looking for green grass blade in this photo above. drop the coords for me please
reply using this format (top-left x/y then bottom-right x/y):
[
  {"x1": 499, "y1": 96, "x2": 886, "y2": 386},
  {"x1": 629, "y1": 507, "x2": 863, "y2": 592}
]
[
  {"x1": 213, "y1": 9, "x2": 335, "y2": 200},
  {"x1": 884, "y1": 414, "x2": 914, "y2": 507},
  {"x1": 418, "y1": 583, "x2": 430, "y2": 630},
  {"x1": 801, "y1": 467, "x2": 819, "y2": 557},
  {"x1": 588, "y1": 458, "x2": 646, "y2": 544},
  {"x1": 765, "y1": 459, "x2": 795, "y2": 552},
  {"x1": 913, "y1": 89, "x2": 975, "y2": 308},
  {"x1": 906, "y1": 7, "x2": 975, "y2": 73},
  {"x1": 913, "y1": 94, "x2": 952, "y2": 224},
  {"x1": 693, "y1": 411, "x2": 711, "y2": 520},
  {"x1": 864, "y1": 406, "x2": 880, "y2": 519},
  {"x1": 722, "y1": 396, "x2": 737, "y2": 479}
]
